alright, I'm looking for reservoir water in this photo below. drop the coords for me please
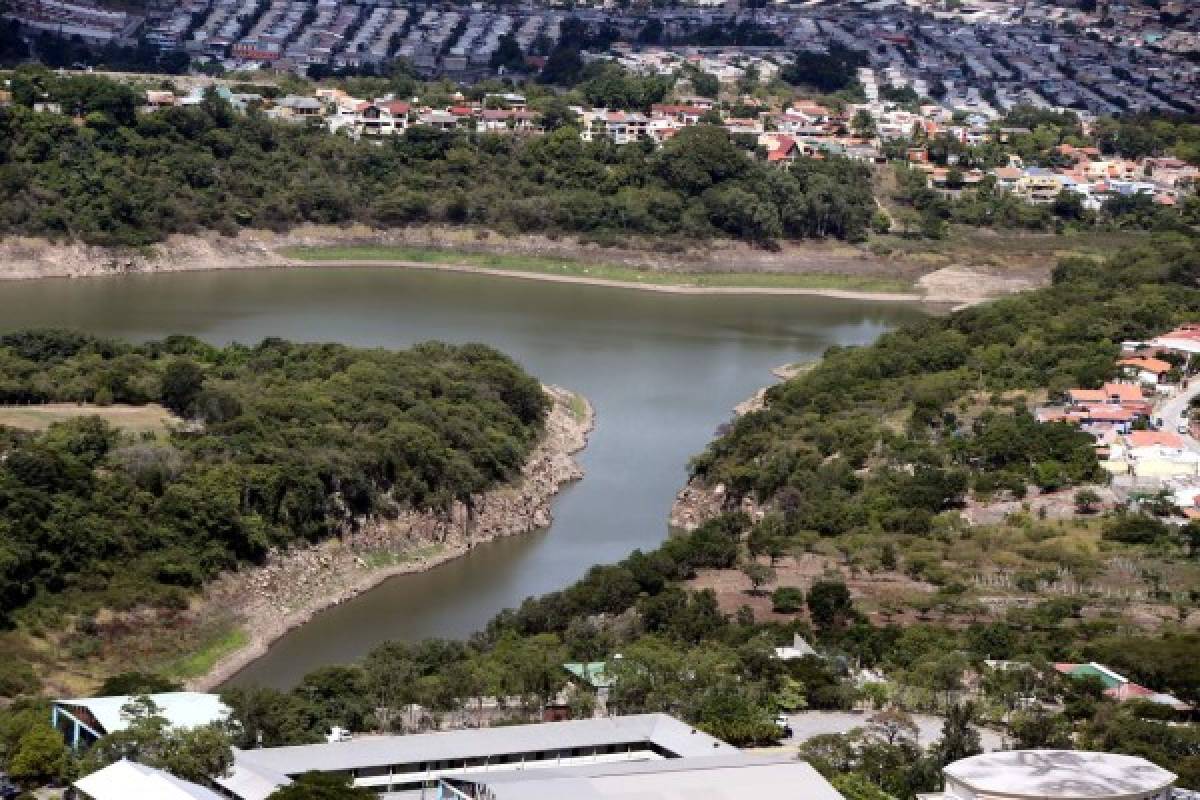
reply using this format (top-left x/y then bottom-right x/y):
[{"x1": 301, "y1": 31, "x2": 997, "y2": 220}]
[{"x1": 0, "y1": 267, "x2": 925, "y2": 687}]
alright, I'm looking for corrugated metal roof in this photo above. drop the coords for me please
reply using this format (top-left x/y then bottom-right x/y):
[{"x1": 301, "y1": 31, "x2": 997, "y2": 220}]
[
  {"x1": 235, "y1": 714, "x2": 732, "y2": 776},
  {"x1": 451, "y1": 755, "x2": 844, "y2": 800}
]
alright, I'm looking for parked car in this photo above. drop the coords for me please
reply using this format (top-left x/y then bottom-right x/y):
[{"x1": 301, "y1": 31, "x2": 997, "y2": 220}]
[
  {"x1": 775, "y1": 714, "x2": 793, "y2": 739},
  {"x1": 0, "y1": 774, "x2": 20, "y2": 800}
]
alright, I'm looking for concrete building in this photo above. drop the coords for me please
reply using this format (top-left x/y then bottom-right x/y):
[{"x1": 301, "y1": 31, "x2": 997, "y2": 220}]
[
  {"x1": 218, "y1": 714, "x2": 831, "y2": 799},
  {"x1": 437, "y1": 753, "x2": 842, "y2": 800},
  {"x1": 923, "y1": 750, "x2": 1176, "y2": 800}
]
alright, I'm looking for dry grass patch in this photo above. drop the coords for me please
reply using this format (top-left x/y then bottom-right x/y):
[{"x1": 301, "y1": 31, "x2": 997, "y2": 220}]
[{"x1": 0, "y1": 403, "x2": 177, "y2": 434}]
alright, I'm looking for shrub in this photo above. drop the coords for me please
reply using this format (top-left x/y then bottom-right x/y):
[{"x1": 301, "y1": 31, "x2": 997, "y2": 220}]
[{"x1": 772, "y1": 587, "x2": 805, "y2": 613}]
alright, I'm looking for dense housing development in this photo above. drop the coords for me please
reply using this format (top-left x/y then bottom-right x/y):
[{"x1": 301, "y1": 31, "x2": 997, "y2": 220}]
[
  {"x1": 3, "y1": 0, "x2": 1196, "y2": 98},
  {"x1": 1037, "y1": 323, "x2": 1200, "y2": 514}
]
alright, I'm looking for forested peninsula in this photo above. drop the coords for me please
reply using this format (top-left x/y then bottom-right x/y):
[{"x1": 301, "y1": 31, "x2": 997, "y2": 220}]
[{"x1": 0, "y1": 332, "x2": 555, "y2": 691}]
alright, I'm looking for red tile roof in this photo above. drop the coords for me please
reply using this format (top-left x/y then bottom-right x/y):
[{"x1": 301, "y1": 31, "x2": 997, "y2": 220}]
[
  {"x1": 1118, "y1": 356, "x2": 1173, "y2": 374},
  {"x1": 1103, "y1": 382, "x2": 1143, "y2": 403},
  {"x1": 1125, "y1": 431, "x2": 1185, "y2": 448}
]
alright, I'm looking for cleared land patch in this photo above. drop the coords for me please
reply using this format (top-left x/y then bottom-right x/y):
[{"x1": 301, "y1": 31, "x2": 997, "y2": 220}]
[{"x1": 0, "y1": 403, "x2": 177, "y2": 434}]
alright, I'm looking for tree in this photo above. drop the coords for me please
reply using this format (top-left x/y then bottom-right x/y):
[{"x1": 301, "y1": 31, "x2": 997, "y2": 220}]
[
  {"x1": 851, "y1": 109, "x2": 877, "y2": 139},
  {"x1": 688, "y1": 69, "x2": 719, "y2": 99},
  {"x1": 1074, "y1": 488, "x2": 1102, "y2": 514},
  {"x1": 934, "y1": 702, "x2": 982, "y2": 765},
  {"x1": 538, "y1": 47, "x2": 584, "y2": 86},
  {"x1": 8, "y1": 723, "x2": 67, "y2": 785},
  {"x1": 160, "y1": 359, "x2": 205, "y2": 415},
  {"x1": 807, "y1": 580, "x2": 854, "y2": 634},
  {"x1": 742, "y1": 562, "x2": 776, "y2": 595},
  {"x1": 160, "y1": 724, "x2": 236, "y2": 784},
  {"x1": 771, "y1": 586, "x2": 805, "y2": 613},
  {"x1": 269, "y1": 772, "x2": 375, "y2": 799},
  {"x1": 1182, "y1": 521, "x2": 1200, "y2": 557},
  {"x1": 79, "y1": 696, "x2": 233, "y2": 783},
  {"x1": 489, "y1": 34, "x2": 525, "y2": 73},
  {"x1": 831, "y1": 774, "x2": 900, "y2": 800},
  {"x1": 99, "y1": 672, "x2": 183, "y2": 696},
  {"x1": 637, "y1": 19, "x2": 664, "y2": 45},
  {"x1": 866, "y1": 709, "x2": 918, "y2": 746},
  {"x1": 1010, "y1": 708, "x2": 1072, "y2": 749}
]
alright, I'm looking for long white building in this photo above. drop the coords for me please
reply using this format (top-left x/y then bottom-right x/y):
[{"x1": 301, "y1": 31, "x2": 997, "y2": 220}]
[{"x1": 215, "y1": 714, "x2": 843, "y2": 800}]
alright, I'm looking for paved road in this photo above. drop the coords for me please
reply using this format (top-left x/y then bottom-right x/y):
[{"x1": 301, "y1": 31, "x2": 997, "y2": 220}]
[
  {"x1": 783, "y1": 710, "x2": 1006, "y2": 752},
  {"x1": 1155, "y1": 380, "x2": 1200, "y2": 453}
]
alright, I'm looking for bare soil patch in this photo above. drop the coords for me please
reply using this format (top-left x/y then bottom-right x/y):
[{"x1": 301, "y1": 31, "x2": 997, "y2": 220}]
[{"x1": 0, "y1": 403, "x2": 177, "y2": 434}]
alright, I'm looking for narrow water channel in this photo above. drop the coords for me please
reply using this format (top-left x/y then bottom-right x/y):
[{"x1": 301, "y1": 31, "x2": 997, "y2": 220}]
[{"x1": 0, "y1": 266, "x2": 925, "y2": 687}]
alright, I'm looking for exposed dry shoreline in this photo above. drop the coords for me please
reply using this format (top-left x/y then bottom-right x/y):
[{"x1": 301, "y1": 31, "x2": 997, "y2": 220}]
[
  {"x1": 670, "y1": 363, "x2": 803, "y2": 531},
  {"x1": 0, "y1": 228, "x2": 1043, "y2": 307},
  {"x1": 189, "y1": 385, "x2": 594, "y2": 690}
]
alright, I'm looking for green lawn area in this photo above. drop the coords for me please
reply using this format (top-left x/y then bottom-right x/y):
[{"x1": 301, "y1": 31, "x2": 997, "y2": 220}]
[
  {"x1": 281, "y1": 245, "x2": 916, "y2": 293},
  {"x1": 158, "y1": 623, "x2": 249, "y2": 681},
  {"x1": 361, "y1": 544, "x2": 446, "y2": 569},
  {"x1": 0, "y1": 403, "x2": 176, "y2": 434}
]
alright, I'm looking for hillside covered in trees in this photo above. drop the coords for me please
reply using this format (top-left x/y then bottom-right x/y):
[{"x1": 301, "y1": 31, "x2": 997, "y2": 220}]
[
  {"x1": 0, "y1": 332, "x2": 548, "y2": 630},
  {"x1": 690, "y1": 234, "x2": 1200, "y2": 526},
  {"x1": 0, "y1": 70, "x2": 876, "y2": 248}
]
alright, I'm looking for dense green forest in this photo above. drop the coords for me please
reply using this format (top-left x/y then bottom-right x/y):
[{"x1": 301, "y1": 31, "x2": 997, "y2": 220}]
[
  {"x1": 0, "y1": 332, "x2": 548, "y2": 627},
  {"x1": 0, "y1": 69, "x2": 876, "y2": 247}
]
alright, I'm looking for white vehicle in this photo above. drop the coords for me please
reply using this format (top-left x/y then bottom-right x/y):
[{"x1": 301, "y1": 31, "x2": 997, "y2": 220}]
[
  {"x1": 326, "y1": 726, "x2": 352, "y2": 743},
  {"x1": 1180, "y1": 423, "x2": 1191, "y2": 434}
]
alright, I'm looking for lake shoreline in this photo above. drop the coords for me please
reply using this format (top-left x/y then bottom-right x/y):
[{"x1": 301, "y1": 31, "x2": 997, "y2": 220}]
[
  {"x1": 284, "y1": 259, "x2": 928, "y2": 303},
  {"x1": 188, "y1": 385, "x2": 595, "y2": 691},
  {"x1": 0, "y1": 255, "x2": 928, "y2": 304},
  {"x1": 0, "y1": 229, "x2": 1043, "y2": 307}
]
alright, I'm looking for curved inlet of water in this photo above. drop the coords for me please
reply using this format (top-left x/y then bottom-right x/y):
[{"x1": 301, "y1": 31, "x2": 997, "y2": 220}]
[{"x1": 0, "y1": 266, "x2": 925, "y2": 688}]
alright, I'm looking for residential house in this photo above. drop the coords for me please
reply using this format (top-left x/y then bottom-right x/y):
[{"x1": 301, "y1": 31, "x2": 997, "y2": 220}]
[
  {"x1": 1117, "y1": 355, "x2": 1175, "y2": 386},
  {"x1": 760, "y1": 133, "x2": 799, "y2": 166},
  {"x1": 1103, "y1": 430, "x2": 1200, "y2": 478},
  {"x1": 144, "y1": 90, "x2": 178, "y2": 109},
  {"x1": 479, "y1": 109, "x2": 542, "y2": 134},
  {"x1": 773, "y1": 634, "x2": 818, "y2": 660},
  {"x1": 354, "y1": 100, "x2": 410, "y2": 137},
  {"x1": 273, "y1": 95, "x2": 323, "y2": 123},
  {"x1": 1015, "y1": 167, "x2": 1067, "y2": 204},
  {"x1": 416, "y1": 109, "x2": 458, "y2": 131},
  {"x1": 1151, "y1": 324, "x2": 1200, "y2": 356},
  {"x1": 650, "y1": 103, "x2": 705, "y2": 126}
]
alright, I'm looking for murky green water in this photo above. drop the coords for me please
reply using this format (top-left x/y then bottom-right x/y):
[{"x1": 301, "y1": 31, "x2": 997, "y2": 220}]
[{"x1": 0, "y1": 266, "x2": 924, "y2": 687}]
